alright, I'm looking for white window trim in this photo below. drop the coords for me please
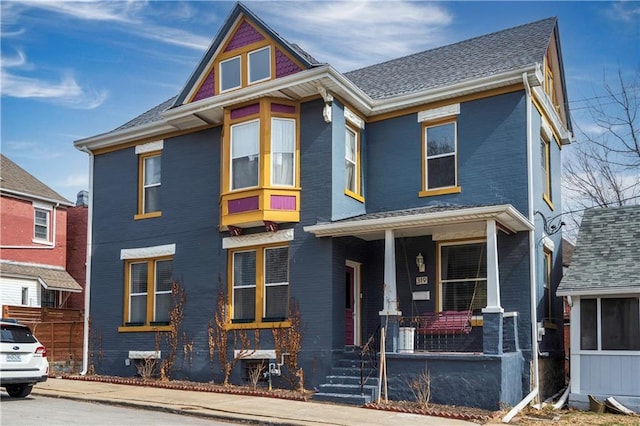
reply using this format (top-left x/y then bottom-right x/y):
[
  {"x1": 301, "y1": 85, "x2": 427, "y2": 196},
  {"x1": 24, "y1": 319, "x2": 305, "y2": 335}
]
[
  {"x1": 33, "y1": 207, "x2": 50, "y2": 243},
  {"x1": 248, "y1": 46, "x2": 271, "y2": 85},
  {"x1": 223, "y1": 229, "x2": 294, "y2": 250},
  {"x1": 135, "y1": 140, "x2": 163, "y2": 155},
  {"x1": 578, "y1": 296, "x2": 640, "y2": 354},
  {"x1": 220, "y1": 55, "x2": 242, "y2": 93},
  {"x1": 344, "y1": 107, "x2": 364, "y2": 129},
  {"x1": 120, "y1": 244, "x2": 176, "y2": 260},
  {"x1": 345, "y1": 126, "x2": 359, "y2": 193},
  {"x1": 418, "y1": 103, "x2": 460, "y2": 123}
]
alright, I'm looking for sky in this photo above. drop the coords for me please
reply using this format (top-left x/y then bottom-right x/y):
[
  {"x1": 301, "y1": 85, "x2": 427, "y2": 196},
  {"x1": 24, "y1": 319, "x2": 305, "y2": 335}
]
[{"x1": 1, "y1": 1, "x2": 638, "y2": 204}]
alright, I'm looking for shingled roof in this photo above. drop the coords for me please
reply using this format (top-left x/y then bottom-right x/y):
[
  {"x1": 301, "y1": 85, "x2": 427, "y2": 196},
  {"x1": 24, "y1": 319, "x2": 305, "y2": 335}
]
[
  {"x1": 0, "y1": 154, "x2": 71, "y2": 205},
  {"x1": 557, "y1": 206, "x2": 640, "y2": 295},
  {"x1": 344, "y1": 17, "x2": 557, "y2": 99},
  {"x1": 100, "y1": 14, "x2": 559, "y2": 136}
]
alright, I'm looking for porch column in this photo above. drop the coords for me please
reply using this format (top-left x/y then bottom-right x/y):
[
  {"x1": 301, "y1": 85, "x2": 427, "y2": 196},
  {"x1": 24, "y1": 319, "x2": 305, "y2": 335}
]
[
  {"x1": 380, "y1": 229, "x2": 401, "y2": 352},
  {"x1": 482, "y1": 219, "x2": 504, "y2": 354}
]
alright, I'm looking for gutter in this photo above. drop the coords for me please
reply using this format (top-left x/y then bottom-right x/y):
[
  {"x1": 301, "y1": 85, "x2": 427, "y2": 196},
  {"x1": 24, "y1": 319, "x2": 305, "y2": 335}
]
[
  {"x1": 503, "y1": 72, "x2": 540, "y2": 423},
  {"x1": 78, "y1": 147, "x2": 94, "y2": 376}
]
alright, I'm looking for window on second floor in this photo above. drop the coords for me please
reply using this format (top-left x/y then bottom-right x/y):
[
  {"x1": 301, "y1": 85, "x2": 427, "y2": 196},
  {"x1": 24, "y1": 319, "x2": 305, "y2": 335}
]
[
  {"x1": 423, "y1": 120, "x2": 458, "y2": 194},
  {"x1": 34, "y1": 208, "x2": 50, "y2": 241},
  {"x1": 124, "y1": 257, "x2": 173, "y2": 327},
  {"x1": 137, "y1": 151, "x2": 161, "y2": 218},
  {"x1": 540, "y1": 130, "x2": 553, "y2": 208},
  {"x1": 230, "y1": 244, "x2": 289, "y2": 327},
  {"x1": 231, "y1": 120, "x2": 260, "y2": 190},
  {"x1": 345, "y1": 125, "x2": 361, "y2": 198}
]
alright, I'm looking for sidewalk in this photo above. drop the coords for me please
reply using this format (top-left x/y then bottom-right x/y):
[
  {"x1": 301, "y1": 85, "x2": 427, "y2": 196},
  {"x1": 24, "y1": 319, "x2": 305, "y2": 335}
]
[{"x1": 32, "y1": 377, "x2": 475, "y2": 426}]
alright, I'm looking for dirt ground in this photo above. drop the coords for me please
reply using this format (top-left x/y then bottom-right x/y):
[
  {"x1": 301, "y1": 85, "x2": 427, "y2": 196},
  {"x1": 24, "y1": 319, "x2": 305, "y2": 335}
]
[{"x1": 502, "y1": 407, "x2": 640, "y2": 425}]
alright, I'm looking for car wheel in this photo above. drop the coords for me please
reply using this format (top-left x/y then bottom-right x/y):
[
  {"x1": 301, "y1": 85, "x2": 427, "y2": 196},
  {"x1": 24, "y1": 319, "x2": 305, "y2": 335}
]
[{"x1": 6, "y1": 384, "x2": 33, "y2": 398}]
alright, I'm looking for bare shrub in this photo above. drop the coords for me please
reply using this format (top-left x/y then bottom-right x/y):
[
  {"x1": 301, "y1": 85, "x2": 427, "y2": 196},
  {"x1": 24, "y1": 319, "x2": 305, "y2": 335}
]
[
  {"x1": 247, "y1": 361, "x2": 265, "y2": 389},
  {"x1": 407, "y1": 366, "x2": 431, "y2": 409},
  {"x1": 135, "y1": 356, "x2": 158, "y2": 381}
]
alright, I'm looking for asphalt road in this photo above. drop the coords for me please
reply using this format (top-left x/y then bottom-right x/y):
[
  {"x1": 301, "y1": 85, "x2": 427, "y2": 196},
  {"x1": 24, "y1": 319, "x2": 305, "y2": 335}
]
[{"x1": 0, "y1": 393, "x2": 237, "y2": 425}]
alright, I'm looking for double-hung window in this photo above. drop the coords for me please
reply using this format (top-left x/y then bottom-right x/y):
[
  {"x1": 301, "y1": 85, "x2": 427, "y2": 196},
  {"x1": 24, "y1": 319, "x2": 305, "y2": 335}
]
[
  {"x1": 581, "y1": 297, "x2": 640, "y2": 351},
  {"x1": 541, "y1": 133, "x2": 552, "y2": 205},
  {"x1": 439, "y1": 241, "x2": 487, "y2": 315},
  {"x1": 424, "y1": 120, "x2": 458, "y2": 192},
  {"x1": 34, "y1": 208, "x2": 50, "y2": 241},
  {"x1": 230, "y1": 244, "x2": 289, "y2": 326},
  {"x1": 271, "y1": 118, "x2": 295, "y2": 186},
  {"x1": 231, "y1": 120, "x2": 260, "y2": 190},
  {"x1": 345, "y1": 126, "x2": 360, "y2": 196},
  {"x1": 125, "y1": 257, "x2": 173, "y2": 327},
  {"x1": 543, "y1": 249, "x2": 554, "y2": 326}
]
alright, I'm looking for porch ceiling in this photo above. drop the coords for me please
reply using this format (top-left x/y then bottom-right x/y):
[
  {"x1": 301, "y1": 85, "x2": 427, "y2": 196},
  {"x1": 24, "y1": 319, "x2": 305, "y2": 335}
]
[{"x1": 304, "y1": 204, "x2": 533, "y2": 241}]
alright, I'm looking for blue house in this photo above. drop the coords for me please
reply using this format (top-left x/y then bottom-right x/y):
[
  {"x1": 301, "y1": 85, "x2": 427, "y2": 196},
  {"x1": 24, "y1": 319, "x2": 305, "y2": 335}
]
[{"x1": 75, "y1": 3, "x2": 572, "y2": 410}]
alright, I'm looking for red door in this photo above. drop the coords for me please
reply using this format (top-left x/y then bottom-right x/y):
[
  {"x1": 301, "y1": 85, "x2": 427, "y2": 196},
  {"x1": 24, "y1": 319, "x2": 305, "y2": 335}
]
[{"x1": 345, "y1": 266, "x2": 355, "y2": 345}]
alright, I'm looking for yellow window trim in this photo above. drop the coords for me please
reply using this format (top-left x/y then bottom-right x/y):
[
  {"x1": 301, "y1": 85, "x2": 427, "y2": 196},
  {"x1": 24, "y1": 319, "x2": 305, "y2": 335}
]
[
  {"x1": 222, "y1": 98, "x2": 299, "y2": 197},
  {"x1": 421, "y1": 119, "x2": 458, "y2": 195},
  {"x1": 226, "y1": 320, "x2": 292, "y2": 331},
  {"x1": 118, "y1": 325, "x2": 173, "y2": 333},
  {"x1": 419, "y1": 186, "x2": 462, "y2": 197},
  {"x1": 345, "y1": 124, "x2": 362, "y2": 197},
  {"x1": 123, "y1": 256, "x2": 173, "y2": 328},
  {"x1": 543, "y1": 194, "x2": 554, "y2": 210},
  {"x1": 345, "y1": 189, "x2": 365, "y2": 203},
  {"x1": 134, "y1": 211, "x2": 162, "y2": 220},
  {"x1": 137, "y1": 150, "x2": 161, "y2": 216},
  {"x1": 227, "y1": 243, "x2": 289, "y2": 326}
]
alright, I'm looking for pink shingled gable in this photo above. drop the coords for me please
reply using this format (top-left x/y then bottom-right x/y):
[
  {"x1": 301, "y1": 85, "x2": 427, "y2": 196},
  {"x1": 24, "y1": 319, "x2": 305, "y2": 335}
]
[
  {"x1": 276, "y1": 48, "x2": 303, "y2": 78},
  {"x1": 225, "y1": 21, "x2": 265, "y2": 52},
  {"x1": 192, "y1": 69, "x2": 215, "y2": 102}
]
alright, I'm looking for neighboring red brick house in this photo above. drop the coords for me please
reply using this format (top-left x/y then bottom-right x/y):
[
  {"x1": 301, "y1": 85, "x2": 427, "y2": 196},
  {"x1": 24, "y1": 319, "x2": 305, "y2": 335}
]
[{"x1": 0, "y1": 154, "x2": 84, "y2": 308}]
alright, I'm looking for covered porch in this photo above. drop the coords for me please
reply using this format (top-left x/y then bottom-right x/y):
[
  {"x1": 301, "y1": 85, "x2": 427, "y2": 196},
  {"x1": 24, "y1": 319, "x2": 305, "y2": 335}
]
[{"x1": 305, "y1": 204, "x2": 533, "y2": 357}]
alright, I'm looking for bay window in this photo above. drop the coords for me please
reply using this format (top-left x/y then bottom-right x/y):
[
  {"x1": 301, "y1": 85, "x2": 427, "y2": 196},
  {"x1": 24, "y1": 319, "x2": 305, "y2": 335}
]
[
  {"x1": 231, "y1": 120, "x2": 260, "y2": 190},
  {"x1": 271, "y1": 118, "x2": 295, "y2": 186}
]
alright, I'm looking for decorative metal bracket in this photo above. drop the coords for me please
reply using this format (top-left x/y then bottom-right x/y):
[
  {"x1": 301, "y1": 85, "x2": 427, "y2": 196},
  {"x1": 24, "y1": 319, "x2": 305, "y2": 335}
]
[{"x1": 535, "y1": 210, "x2": 565, "y2": 236}]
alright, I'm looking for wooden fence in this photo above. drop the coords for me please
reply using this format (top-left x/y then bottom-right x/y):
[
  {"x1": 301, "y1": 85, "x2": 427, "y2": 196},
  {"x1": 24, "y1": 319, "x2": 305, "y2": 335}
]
[{"x1": 2, "y1": 305, "x2": 84, "y2": 372}]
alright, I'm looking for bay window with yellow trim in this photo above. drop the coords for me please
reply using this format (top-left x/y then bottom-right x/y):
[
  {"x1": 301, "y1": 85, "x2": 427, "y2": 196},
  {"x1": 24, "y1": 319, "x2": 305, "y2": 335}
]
[
  {"x1": 120, "y1": 256, "x2": 173, "y2": 331},
  {"x1": 135, "y1": 151, "x2": 162, "y2": 219},
  {"x1": 229, "y1": 244, "x2": 290, "y2": 328},
  {"x1": 420, "y1": 119, "x2": 462, "y2": 197},
  {"x1": 220, "y1": 98, "x2": 300, "y2": 229}
]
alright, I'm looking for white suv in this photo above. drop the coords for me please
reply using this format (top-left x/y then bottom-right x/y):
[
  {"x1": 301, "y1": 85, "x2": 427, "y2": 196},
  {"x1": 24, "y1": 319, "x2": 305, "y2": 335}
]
[{"x1": 1, "y1": 319, "x2": 49, "y2": 397}]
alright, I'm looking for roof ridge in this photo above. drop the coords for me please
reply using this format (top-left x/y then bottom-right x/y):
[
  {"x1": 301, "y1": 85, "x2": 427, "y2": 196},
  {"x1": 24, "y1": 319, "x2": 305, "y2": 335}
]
[{"x1": 345, "y1": 16, "x2": 556, "y2": 75}]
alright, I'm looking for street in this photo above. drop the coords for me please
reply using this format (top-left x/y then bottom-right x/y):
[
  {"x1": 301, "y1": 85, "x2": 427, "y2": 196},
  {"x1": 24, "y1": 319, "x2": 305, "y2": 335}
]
[{"x1": 0, "y1": 394, "x2": 237, "y2": 425}]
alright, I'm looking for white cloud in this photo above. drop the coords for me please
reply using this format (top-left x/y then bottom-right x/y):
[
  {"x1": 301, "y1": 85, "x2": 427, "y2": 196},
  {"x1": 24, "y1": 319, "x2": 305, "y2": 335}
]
[
  {"x1": 254, "y1": 1, "x2": 453, "y2": 71},
  {"x1": 12, "y1": 0, "x2": 145, "y2": 23}
]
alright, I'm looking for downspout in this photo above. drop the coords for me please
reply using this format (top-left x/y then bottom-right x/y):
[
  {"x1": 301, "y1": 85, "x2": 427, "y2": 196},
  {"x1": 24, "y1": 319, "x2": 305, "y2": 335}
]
[
  {"x1": 503, "y1": 72, "x2": 540, "y2": 423},
  {"x1": 79, "y1": 147, "x2": 94, "y2": 376}
]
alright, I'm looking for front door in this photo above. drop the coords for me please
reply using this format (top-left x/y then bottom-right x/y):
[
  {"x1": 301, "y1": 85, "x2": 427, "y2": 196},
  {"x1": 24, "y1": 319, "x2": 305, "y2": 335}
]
[{"x1": 345, "y1": 261, "x2": 361, "y2": 346}]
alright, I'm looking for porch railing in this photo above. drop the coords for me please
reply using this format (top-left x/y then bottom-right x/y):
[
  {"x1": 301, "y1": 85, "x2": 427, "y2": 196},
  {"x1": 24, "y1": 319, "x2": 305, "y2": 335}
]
[{"x1": 398, "y1": 311, "x2": 519, "y2": 354}]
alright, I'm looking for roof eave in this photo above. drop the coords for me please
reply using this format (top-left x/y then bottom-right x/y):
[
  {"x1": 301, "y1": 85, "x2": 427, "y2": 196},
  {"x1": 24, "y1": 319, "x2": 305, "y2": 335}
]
[
  {"x1": 304, "y1": 204, "x2": 533, "y2": 238},
  {"x1": 1, "y1": 188, "x2": 74, "y2": 207},
  {"x1": 557, "y1": 286, "x2": 640, "y2": 297}
]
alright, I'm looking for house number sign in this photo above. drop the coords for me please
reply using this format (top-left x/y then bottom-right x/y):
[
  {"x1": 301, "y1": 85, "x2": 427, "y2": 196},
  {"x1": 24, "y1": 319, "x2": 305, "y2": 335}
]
[{"x1": 415, "y1": 276, "x2": 428, "y2": 285}]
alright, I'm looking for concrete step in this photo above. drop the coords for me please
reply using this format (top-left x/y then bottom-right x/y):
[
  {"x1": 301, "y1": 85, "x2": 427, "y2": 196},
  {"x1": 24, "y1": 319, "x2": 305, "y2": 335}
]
[
  {"x1": 313, "y1": 392, "x2": 372, "y2": 405},
  {"x1": 331, "y1": 366, "x2": 376, "y2": 377},
  {"x1": 325, "y1": 375, "x2": 378, "y2": 386},
  {"x1": 318, "y1": 383, "x2": 378, "y2": 400}
]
